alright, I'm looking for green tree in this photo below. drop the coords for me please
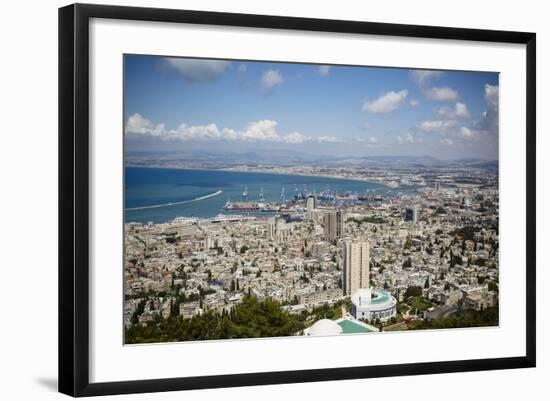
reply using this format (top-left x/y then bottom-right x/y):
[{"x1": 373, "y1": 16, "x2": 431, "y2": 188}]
[{"x1": 404, "y1": 286, "x2": 423, "y2": 298}]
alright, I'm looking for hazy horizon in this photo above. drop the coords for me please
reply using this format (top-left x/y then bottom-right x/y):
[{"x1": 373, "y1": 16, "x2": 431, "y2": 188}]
[{"x1": 125, "y1": 148, "x2": 498, "y2": 163}]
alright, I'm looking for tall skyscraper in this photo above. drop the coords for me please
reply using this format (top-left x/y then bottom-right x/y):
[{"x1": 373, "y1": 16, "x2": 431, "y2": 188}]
[
  {"x1": 324, "y1": 209, "x2": 344, "y2": 242},
  {"x1": 343, "y1": 240, "x2": 370, "y2": 296},
  {"x1": 306, "y1": 195, "x2": 317, "y2": 219}
]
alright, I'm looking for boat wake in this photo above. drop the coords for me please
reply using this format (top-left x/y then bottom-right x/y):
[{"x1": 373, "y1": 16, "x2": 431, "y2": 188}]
[{"x1": 125, "y1": 190, "x2": 223, "y2": 211}]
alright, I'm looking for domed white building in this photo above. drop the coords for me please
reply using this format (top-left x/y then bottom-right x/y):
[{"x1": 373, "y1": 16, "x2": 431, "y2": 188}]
[
  {"x1": 303, "y1": 313, "x2": 380, "y2": 337},
  {"x1": 351, "y1": 288, "x2": 397, "y2": 323},
  {"x1": 304, "y1": 319, "x2": 343, "y2": 336}
]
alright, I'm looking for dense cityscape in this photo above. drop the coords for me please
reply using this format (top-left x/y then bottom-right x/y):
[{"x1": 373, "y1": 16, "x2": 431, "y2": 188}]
[
  {"x1": 123, "y1": 55, "x2": 499, "y2": 343},
  {"x1": 124, "y1": 162, "x2": 499, "y2": 343}
]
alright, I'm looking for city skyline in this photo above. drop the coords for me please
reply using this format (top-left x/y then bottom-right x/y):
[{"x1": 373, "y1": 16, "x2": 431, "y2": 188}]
[
  {"x1": 124, "y1": 55, "x2": 499, "y2": 160},
  {"x1": 125, "y1": 165, "x2": 500, "y2": 342},
  {"x1": 123, "y1": 55, "x2": 500, "y2": 344}
]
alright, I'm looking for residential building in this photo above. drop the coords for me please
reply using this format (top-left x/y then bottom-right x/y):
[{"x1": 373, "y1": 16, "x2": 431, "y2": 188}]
[
  {"x1": 343, "y1": 239, "x2": 370, "y2": 295},
  {"x1": 324, "y1": 209, "x2": 344, "y2": 242}
]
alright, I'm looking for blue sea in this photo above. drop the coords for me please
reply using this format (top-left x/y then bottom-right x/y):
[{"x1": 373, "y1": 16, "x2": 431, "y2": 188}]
[{"x1": 125, "y1": 167, "x2": 390, "y2": 223}]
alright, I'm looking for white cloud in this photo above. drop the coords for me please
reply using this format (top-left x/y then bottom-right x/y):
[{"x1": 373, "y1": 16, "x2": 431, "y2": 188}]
[
  {"x1": 436, "y1": 102, "x2": 470, "y2": 119},
  {"x1": 237, "y1": 64, "x2": 247, "y2": 73},
  {"x1": 485, "y1": 84, "x2": 499, "y2": 111},
  {"x1": 318, "y1": 65, "x2": 331, "y2": 76},
  {"x1": 409, "y1": 99, "x2": 419, "y2": 107},
  {"x1": 417, "y1": 96, "x2": 488, "y2": 145},
  {"x1": 241, "y1": 120, "x2": 281, "y2": 142},
  {"x1": 125, "y1": 115, "x2": 340, "y2": 145},
  {"x1": 261, "y1": 69, "x2": 284, "y2": 92},
  {"x1": 410, "y1": 70, "x2": 444, "y2": 85},
  {"x1": 317, "y1": 136, "x2": 343, "y2": 144},
  {"x1": 283, "y1": 132, "x2": 310, "y2": 144},
  {"x1": 125, "y1": 113, "x2": 166, "y2": 137},
  {"x1": 477, "y1": 84, "x2": 499, "y2": 135},
  {"x1": 454, "y1": 102, "x2": 469, "y2": 117},
  {"x1": 179, "y1": 124, "x2": 227, "y2": 141},
  {"x1": 458, "y1": 126, "x2": 478, "y2": 141},
  {"x1": 418, "y1": 119, "x2": 457, "y2": 133},
  {"x1": 409, "y1": 69, "x2": 459, "y2": 102},
  {"x1": 126, "y1": 113, "x2": 154, "y2": 135},
  {"x1": 362, "y1": 90, "x2": 408, "y2": 113},
  {"x1": 457, "y1": 84, "x2": 499, "y2": 141},
  {"x1": 452, "y1": 85, "x2": 498, "y2": 143},
  {"x1": 163, "y1": 58, "x2": 230, "y2": 82},
  {"x1": 397, "y1": 132, "x2": 422, "y2": 144},
  {"x1": 424, "y1": 86, "x2": 459, "y2": 101},
  {"x1": 417, "y1": 102, "x2": 473, "y2": 145}
]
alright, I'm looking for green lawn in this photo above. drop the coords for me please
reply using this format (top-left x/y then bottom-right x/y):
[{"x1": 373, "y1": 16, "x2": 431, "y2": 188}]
[{"x1": 406, "y1": 297, "x2": 433, "y2": 312}]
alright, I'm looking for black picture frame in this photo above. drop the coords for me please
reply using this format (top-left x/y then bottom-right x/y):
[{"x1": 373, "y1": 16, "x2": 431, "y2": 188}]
[{"x1": 59, "y1": 3, "x2": 536, "y2": 397}]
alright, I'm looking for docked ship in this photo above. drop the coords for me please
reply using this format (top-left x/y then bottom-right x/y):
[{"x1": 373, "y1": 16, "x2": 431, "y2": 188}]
[
  {"x1": 223, "y1": 201, "x2": 281, "y2": 212},
  {"x1": 334, "y1": 192, "x2": 358, "y2": 201},
  {"x1": 223, "y1": 186, "x2": 279, "y2": 212},
  {"x1": 222, "y1": 185, "x2": 294, "y2": 212},
  {"x1": 210, "y1": 214, "x2": 257, "y2": 223},
  {"x1": 223, "y1": 201, "x2": 260, "y2": 211}
]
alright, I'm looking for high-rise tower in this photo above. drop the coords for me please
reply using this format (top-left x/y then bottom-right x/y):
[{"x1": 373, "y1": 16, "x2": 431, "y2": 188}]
[
  {"x1": 324, "y1": 209, "x2": 344, "y2": 242},
  {"x1": 343, "y1": 240, "x2": 370, "y2": 296},
  {"x1": 306, "y1": 195, "x2": 317, "y2": 219}
]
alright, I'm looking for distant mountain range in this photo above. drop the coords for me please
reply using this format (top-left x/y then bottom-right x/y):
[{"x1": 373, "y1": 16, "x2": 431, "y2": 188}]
[
  {"x1": 323, "y1": 155, "x2": 498, "y2": 169},
  {"x1": 125, "y1": 150, "x2": 498, "y2": 170}
]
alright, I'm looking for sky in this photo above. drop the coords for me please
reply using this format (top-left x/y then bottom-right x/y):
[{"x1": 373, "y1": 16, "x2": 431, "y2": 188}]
[{"x1": 124, "y1": 55, "x2": 499, "y2": 160}]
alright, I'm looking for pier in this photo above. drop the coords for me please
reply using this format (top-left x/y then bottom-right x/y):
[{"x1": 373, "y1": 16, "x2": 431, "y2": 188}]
[{"x1": 125, "y1": 190, "x2": 223, "y2": 211}]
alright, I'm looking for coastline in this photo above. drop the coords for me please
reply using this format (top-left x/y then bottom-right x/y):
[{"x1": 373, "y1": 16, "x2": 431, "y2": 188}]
[
  {"x1": 124, "y1": 163, "x2": 389, "y2": 188},
  {"x1": 123, "y1": 164, "x2": 397, "y2": 223}
]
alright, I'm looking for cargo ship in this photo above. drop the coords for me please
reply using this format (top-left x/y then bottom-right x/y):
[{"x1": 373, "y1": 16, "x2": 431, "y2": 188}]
[{"x1": 223, "y1": 201, "x2": 282, "y2": 212}]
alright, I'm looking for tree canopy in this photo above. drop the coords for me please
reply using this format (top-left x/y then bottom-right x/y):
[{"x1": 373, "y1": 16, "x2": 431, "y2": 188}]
[{"x1": 126, "y1": 294, "x2": 306, "y2": 343}]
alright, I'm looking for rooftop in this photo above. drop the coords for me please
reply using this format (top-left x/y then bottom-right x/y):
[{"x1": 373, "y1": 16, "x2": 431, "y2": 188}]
[
  {"x1": 370, "y1": 289, "x2": 390, "y2": 304},
  {"x1": 337, "y1": 318, "x2": 378, "y2": 334}
]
